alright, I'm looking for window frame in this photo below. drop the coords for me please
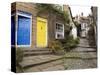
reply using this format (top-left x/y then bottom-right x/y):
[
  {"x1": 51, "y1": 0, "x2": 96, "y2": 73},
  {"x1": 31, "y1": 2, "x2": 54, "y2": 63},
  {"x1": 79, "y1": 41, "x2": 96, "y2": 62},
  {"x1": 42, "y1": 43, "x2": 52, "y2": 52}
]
[
  {"x1": 55, "y1": 22, "x2": 64, "y2": 39},
  {"x1": 11, "y1": 11, "x2": 32, "y2": 47}
]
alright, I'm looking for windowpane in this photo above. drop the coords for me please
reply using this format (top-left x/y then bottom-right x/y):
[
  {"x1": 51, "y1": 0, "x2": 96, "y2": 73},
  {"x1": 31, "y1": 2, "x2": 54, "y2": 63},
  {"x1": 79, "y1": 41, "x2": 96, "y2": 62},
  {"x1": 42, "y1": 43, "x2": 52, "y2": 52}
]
[
  {"x1": 56, "y1": 23, "x2": 63, "y2": 32},
  {"x1": 55, "y1": 23, "x2": 64, "y2": 39}
]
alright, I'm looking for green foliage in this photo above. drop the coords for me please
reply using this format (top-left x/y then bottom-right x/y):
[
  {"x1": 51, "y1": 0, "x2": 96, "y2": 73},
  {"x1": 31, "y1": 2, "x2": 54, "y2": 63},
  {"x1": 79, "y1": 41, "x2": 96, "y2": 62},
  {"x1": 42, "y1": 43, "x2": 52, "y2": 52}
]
[
  {"x1": 37, "y1": 4, "x2": 54, "y2": 14},
  {"x1": 48, "y1": 40, "x2": 64, "y2": 54},
  {"x1": 87, "y1": 25, "x2": 96, "y2": 46},
  {"x1": 75, "y1": 37, "x2": 80, "y2": 44},
  {"x1": 37, "y1": 4, "x2": 70, "y2": 24},
  {"x1": 37, "y1": 4, "x2": 78, "y2": 52},
  {"x1": 48, "y1": 36, "x2": 79, "y2": 53},
  {"x1": 64, "y1": 25, "x2": 72, "y2": 36},
  {"x1": 60, "y1": 36, "x2": 80, "y2": 51},
  {"x1": 74, "y1": 21, "x2": 80, "y2": 27}
]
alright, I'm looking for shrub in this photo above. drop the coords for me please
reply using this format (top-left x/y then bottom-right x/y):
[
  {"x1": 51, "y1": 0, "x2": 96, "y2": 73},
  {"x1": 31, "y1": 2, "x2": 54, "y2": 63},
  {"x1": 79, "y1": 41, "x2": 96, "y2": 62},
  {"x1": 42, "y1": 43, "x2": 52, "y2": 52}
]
[
  {"x1": 48, "y1": 36, "x2": 80, "y2": 53},
  {"x1": 48, "y1": 40, "x2": 64, "y2": 54},
  {"x1": 61, "y1": 35, "x2": 80, "y2": 51},
  {"x1": 74, "y1": 37, "x2": 80, "y2": 44}
]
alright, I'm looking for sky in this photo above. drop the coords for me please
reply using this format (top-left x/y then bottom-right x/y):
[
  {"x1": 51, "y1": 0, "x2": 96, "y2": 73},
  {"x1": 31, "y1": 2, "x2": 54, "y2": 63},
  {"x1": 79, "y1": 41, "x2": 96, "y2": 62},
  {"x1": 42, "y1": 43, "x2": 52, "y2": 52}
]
[{"x1": 70, "y1": 5, "x2": 91, "y2": 17}]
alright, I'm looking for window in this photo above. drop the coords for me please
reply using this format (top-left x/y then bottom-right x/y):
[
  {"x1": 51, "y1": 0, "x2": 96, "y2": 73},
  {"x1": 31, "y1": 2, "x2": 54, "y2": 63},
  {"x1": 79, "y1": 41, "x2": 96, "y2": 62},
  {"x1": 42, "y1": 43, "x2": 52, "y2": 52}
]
[
  {"x1": 55, "y1": 23, "x2": 64, "y2": 39},
  {"x1": 56, "y1": 24, "x2": 63, "y2": 32},
  {"x1": 11, "y1": 11, "x2": 32, "y2": 47}
]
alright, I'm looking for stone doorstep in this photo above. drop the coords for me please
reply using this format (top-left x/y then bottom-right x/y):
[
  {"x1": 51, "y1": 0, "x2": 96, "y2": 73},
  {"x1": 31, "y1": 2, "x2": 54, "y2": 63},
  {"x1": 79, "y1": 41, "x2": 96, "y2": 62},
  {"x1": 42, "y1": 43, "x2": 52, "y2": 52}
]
[
  {"x1": 23, "y1": 50, "x2": 52, "y2": 56},
  {"x1": 23, "y1": 50, "x2": 52, "y2": 53},
  {"x1": 20, "y1": 48, "x2": 50, "y2": 51},
  {"x1": 20, "y1": 55, "x2": 64, "y2": 68},
  {"x1": 24, "y1": 49, "x2": 50, "y2": 52},
  {"x1": 24, "y1": 60, "x2": 64, "y2": 72}
]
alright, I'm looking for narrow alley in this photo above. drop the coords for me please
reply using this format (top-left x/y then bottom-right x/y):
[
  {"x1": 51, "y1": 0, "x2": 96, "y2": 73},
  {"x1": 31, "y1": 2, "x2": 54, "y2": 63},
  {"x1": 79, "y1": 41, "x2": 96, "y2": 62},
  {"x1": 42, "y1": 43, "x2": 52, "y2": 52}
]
[{"x1": 64, "y1": 38, "x2": 97, "y2": 69}]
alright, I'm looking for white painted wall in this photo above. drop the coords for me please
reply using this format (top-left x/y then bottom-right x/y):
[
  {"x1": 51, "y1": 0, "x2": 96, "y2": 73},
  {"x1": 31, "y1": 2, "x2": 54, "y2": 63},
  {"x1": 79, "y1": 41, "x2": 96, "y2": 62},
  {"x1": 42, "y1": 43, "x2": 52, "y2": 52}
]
[
  {"x1": 81, "y1": 23, "x2": 89, "y2": 37},
  {"x1": 70, "y1": 23, "x2": 77, "y2": 39}
]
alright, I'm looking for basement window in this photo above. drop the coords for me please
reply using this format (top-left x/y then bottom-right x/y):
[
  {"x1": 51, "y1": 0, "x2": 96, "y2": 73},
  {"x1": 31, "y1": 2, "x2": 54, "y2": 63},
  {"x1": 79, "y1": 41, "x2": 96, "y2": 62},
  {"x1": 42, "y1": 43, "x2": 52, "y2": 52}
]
[{"x1": 55, "y1": 23, "x2": 64, "y2": 39}]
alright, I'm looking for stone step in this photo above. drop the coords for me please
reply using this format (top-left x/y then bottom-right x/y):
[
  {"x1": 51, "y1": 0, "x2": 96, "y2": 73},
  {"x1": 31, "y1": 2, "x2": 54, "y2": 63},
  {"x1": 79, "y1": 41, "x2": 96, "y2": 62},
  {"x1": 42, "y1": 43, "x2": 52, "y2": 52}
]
[
  {"x1": 23, "y1": 50, "x2": 52, "y2": 56},
  {"x1": 71, "y1": 47, "x2": 96, "y2": 52},
  {"x1": 24, "y1": 49, "x2": 50, "y2": 52},
  {"x1": 22, "y1": 48, "x2": 52, "y2": 56},
  {"x1": 77, "y1": 45, "x2": 96, "y2": 48},
  {"x1": 21, "y1": 48, "x2": 50, "y2": 51},
  {"x1": 20, "y1": 55, "x2": 64, "y2": 69},
  {"x1": 24, "y1": 59, "x2": 64, "y2": 72},
  {"x1": 20, "y1": 51, "x2": 97, "y2": 70}
]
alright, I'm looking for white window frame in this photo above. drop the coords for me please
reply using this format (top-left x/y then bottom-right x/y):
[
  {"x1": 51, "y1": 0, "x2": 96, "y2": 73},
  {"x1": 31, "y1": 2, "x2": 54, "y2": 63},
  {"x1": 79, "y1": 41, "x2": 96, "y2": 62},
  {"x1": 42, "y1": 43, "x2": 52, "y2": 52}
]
[
  {"x1": 11, "y1": 11, "x2": 32, "y2": 47},
  {"x1": 55, "y1": 22, "x2": 64, "y2": 39}
]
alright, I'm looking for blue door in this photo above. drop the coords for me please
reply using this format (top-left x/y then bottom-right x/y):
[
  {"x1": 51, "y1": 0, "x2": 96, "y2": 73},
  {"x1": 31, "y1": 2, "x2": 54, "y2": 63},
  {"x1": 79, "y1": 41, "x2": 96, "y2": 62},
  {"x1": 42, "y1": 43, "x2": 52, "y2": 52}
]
[
  {"x1": 17, "y1": 15, "x2": 31, "y2": 45},
  {"x1": 11, "y1": 16, "x2": 15, "y2": 45}
]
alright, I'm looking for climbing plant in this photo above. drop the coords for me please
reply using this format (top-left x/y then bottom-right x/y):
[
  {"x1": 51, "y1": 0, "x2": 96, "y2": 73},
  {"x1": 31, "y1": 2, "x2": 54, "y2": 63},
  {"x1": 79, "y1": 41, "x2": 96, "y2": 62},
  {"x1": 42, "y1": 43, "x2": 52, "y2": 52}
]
[
  {"x1": 37, "y1": 4, "x2": 72, "y2": 35},
  {"x1": 88, "y1": 24, "x2": 96, "y2": 47},
  {"x1": 36, "y1": 4, "x2": 78, "y2": 52},
  {"x1": 36, "y1": 4, "x2": 70, "y2": 24}
]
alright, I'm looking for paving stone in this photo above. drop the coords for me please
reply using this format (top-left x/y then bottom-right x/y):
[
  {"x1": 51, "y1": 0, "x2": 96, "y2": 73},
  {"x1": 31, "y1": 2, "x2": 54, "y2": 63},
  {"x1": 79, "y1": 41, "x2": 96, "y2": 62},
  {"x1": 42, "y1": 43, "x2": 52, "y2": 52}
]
[
  {"x1": 64, "y1": 38, "x2": 97, "y2": 70},
  {"x1": 42, "y1": 65, "x2": 64, "y2": 71},
  {"x1": 20, "y1": 55, "x2": 63, "y2": 68}
]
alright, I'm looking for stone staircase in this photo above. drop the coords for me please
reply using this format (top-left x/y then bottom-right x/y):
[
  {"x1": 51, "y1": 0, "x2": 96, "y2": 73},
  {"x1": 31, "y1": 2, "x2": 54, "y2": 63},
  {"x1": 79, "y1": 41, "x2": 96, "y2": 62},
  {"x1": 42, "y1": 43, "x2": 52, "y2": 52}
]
[
  {"x1": 19, "y1": 38, "x2": 97, "y2": 72},
  {"x1": 20, "y1": 48, "x2": 64, "y2": 72},
  {"x1": 77, "y1": 38, "x2": 96, "y2": 48},
  {"x1": 23, "y1": 48, "x2": 52, "y2": 56}
]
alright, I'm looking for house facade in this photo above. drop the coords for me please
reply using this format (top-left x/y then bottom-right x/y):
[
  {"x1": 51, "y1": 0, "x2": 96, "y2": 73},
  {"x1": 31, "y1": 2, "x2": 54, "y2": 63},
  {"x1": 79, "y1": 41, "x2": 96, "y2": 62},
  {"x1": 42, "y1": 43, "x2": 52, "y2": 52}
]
[
  {"x1": 11, "y1": 2, "x2": 72, "y2": 49},
  {"x1": 63, "y1": 5, "x2": 77, "y2": 39},
  {"x1": 74, "y1": 13, "x2": 90, "y2": 38},
  {"x1": 80, "y1": 17, "x2": 89, "y2": 38}
]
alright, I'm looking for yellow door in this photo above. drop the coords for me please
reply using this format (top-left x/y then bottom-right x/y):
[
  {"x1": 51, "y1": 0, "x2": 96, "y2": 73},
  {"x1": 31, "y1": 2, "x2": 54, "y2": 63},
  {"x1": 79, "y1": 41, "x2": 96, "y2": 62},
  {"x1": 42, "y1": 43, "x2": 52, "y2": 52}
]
[{"x1": 37, "y1": 17, "x2": 47, "y2": 47}]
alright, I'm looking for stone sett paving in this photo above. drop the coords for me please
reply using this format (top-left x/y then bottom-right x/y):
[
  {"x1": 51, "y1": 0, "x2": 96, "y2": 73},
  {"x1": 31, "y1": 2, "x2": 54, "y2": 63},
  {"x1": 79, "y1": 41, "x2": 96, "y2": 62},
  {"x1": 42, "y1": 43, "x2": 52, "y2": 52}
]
[{"x1": 64, "y1": 38, "x2": 97, "y2": 70}]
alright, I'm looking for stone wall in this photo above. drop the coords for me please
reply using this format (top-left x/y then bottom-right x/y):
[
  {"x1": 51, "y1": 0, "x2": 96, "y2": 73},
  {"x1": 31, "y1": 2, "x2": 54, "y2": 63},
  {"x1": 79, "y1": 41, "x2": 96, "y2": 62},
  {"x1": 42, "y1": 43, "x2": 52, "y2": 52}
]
[{"x1": 11, "y1": 2, "x2": 65, "y2": 49}]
